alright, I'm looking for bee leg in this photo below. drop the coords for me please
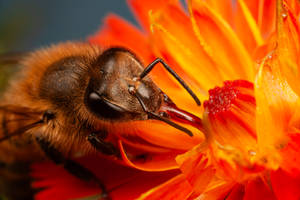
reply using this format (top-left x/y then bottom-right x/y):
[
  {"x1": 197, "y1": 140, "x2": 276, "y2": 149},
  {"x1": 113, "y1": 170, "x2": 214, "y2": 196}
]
[
  {"x1": 87, "y1": 132, "x2": 120, "y2": 157},
  {"x1": 36, "y1": 137, "x2": 111, "y2": 200}
]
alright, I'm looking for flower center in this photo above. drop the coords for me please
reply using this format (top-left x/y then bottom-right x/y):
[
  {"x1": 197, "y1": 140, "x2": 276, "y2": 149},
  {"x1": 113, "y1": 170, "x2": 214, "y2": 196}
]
[
  {"x1": 203, "y1": 80, "x2": 254, "y2": 115},
  {"x1": 202, "y1": 80, "x2": 256, "y2": 143},
  {"x1": 202, "y1": 80, "x2": 260, "y2": 180}
]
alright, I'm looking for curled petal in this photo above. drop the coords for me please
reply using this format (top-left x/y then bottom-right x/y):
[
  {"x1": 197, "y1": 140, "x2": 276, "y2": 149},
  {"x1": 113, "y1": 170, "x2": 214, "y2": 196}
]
[
  {"x1": 276, "y1": 1, "x2": 300, "y2": 97},
  {"x1": 255, "y1": 54, "x2": 299, "y2": 170},
  {"x1": 119, "y1": 140, "x2": 180, "y2": 171},
  {"x1": 115, "y1": 120, "x2": 203, "y2": 151}
]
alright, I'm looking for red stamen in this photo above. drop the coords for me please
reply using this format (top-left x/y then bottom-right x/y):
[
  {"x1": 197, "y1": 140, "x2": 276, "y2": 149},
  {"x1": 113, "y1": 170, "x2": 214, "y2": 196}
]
[{"x1": 204, "y1": 80, "x2": 255, "y2": 115}]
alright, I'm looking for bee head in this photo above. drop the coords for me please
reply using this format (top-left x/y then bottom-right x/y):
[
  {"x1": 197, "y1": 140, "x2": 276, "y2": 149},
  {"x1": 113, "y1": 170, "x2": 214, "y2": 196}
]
[{"x1": 85, "y1": 48, "x2": 162, "y2": 121}]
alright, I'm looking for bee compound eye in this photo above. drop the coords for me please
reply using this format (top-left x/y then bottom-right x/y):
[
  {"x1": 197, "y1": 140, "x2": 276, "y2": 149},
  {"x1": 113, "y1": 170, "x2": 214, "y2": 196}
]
[
  {"x1": 89, "y1": 92, "x2": 101, "y2": 102},
  {"x1": 86, "y1": 92, "x2": 126, "y2": 120}
]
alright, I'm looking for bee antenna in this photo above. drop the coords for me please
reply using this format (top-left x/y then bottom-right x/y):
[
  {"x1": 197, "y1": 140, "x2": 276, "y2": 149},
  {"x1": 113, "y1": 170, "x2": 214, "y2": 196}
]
[
  {"x1": 0, "y1": 120, "x2": 43, "y2": 143},
  {"x1": 131, "y1": 89, "x2": 193, "y2": 137},
  {"x1": 139, "y1": 58, "x2": 201, "y2": 106}
]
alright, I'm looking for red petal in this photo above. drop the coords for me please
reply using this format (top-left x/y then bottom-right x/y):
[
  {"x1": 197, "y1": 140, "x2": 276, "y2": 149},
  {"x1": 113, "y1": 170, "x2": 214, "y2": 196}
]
[
  {"x1": 243, "y1": 178, "x2": 276, "y2": 200},
  {"x1": 32, "y1": 162, "x2": 101, "y2": 200},
  {"x1": 271, "y1": 168, "x2": 300, "y2": 200},
  {"x1": 280, "y1": 133, "x2": 300, "y2": 175},
  {"x1": 119, "y1": 140, "x2": 180, "y2": 171},
  {"x1": 31, "y1": 155, "x2": 179, "y2": 200},
  {"x1": 191, "y1": 181, "x2": 236, "y2": 200},
  {"x1": 137, "y1": 174, "x2": 193, "y2": 200},
  {"x1": 128, "y1": 0, "x2": 182, "y2": 32},
  {"x1": 176, "y1": 150, "x2": 215, "y2": 196},
  {"x1": 225, "y1": 184, "x2": 245, "y2": 200},
  {"x1": 89, "y1": 14, "x2": 154, "y2": 64}
]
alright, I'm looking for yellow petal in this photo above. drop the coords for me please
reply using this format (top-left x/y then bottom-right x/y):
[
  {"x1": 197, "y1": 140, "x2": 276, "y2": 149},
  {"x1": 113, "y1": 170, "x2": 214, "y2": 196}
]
[
  {"x1": 255, "y1": 53, "x2": 299, "y2": 169},
  {"x1": 149, "y1": 2, "x2": 224, "y2": 93},
  {"x1": 189, "y1": 0, "x2": 255, "y2": 82},
  {"x1": 276, "y1": 0, "x2": 300, "y2": 97},
  {"x1": 238, "y1": 0, "x2": 265, "y2": 46}
]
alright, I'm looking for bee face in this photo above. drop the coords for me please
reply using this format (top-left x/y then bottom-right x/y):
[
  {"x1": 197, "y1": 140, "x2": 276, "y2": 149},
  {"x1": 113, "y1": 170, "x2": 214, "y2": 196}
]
[{"x1": 85, "y1": 48, "x2": 162, "y2": 121}]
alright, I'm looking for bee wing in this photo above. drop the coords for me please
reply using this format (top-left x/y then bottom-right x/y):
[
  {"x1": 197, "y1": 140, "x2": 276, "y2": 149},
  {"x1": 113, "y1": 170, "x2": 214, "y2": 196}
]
[
  {"x1": 0, "y1": 105, "x2": 44, "y2": 142},
  {"x1": 0, "y1": 52, "x2": 28, "y2": 66},
  {"x1": 0, "y1": 52, "x2": 28, "y2": 95}
]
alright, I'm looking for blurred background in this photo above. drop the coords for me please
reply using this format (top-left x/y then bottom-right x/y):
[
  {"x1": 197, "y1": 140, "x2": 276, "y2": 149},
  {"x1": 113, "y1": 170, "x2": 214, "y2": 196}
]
[
  {"x1": 0, "y1": 0, "x2": 137, "y2": 52},
  {"x1": 0, "y1": 0, "x2": 138, "y2": 96}
]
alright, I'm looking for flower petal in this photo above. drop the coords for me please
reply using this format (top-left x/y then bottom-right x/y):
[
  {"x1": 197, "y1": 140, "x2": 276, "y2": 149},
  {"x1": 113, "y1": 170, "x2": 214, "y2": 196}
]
[
  {"x1": 243, "y1": 178, "x2": 277, "y2": 200},
  {"x1": 255, "y1": 54, "x2": 299, "y2": 169},
  {"x1": 176, "y1": 149, "x2": 215, "y2": 197},
  {"x1": 127, "y1": 0, "x2": 181, "y2": 32},
  {"x1": 224, "y1": 184, "x2": 245, "y2": 200},
  {"x1": 89, "y1": 14, "x2": 153, "y2": 63},
  {"x1": 137, "y1": 174, "x2": 193, "y2": 200},
  {"x1": 280, "y1": 132, "x2": 300, "y2": 174},
  {"x1": 32, "y1": 162, "x2": 100, "y2": 200},
  {"x1": 237, "y1": 0, "x2": 265, "y2": 46},
  {"x1": 285, "y1": 0, "x2": 300, "y2": 16},
  {"x1": 276, "y1": 1, "x2": 300, "y2": 97},
  {"x1": 32, "y1": 155, "x2": 179, "y2": 200},
  {"x1": 114, "y1": 120, "x2": 203, "y2": 152},
  {"x1": 203, "y1": 0, "x2": 234, "y2": 26},
  {"x1": 194, "y1": 181, "x2": 236, "y2": 200},
  {"x1": 119, "y1": 140, "x2": 180, "y2": 171},
  {"x1": 271, "y1": 168, "x2": 300, "y2": 200},
  {"x1": 149, "y1": 1, "x2": 224, "y2": 92},
  {"x1": 248, "y1": 0, "x2": 276, "y2": 39},
  {"x1": 203, "y1": 80, "x2": 257, "y2": 150},
  {"x1": 189, "y1": 0, "x2": 254, "y2": 82},
  {"x1": 235, "y1": 0, "x2": 276, "y2": 52}
]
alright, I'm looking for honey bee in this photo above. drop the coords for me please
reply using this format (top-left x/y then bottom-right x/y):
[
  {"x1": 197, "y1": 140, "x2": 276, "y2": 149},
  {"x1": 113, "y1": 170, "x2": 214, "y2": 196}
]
[{"x1": 0, "y1": 42, "x2": 200, "y2": 198}]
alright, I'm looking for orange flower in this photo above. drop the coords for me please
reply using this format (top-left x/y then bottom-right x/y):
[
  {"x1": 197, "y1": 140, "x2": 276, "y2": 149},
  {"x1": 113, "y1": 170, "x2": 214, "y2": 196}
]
[{"x1": 32, "y1": 0, "x2": 300, "y2": 199}]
